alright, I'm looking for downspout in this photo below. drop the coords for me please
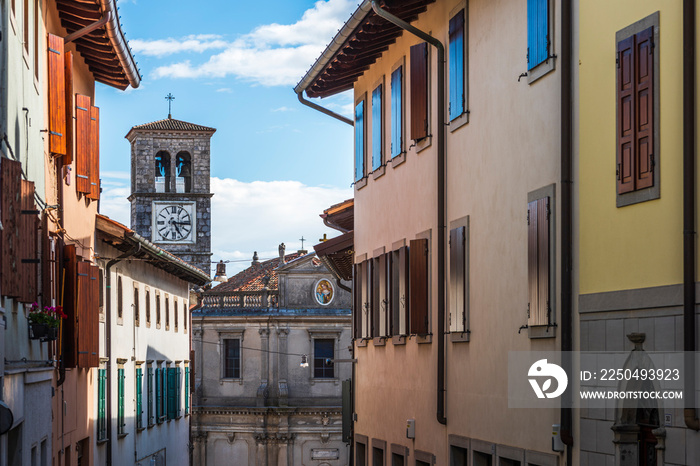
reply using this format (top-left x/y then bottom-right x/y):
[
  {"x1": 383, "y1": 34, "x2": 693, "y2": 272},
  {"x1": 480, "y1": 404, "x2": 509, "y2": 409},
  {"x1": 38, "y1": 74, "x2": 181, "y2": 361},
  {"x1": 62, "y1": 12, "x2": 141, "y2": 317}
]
[
  {"x1": 105, "y1": 244, "x2": 141, "y2": 465},
  {"x1": 560, "y1": 0, "x2": 574, "y2": 453},
  {"x1": 683, "y1": 0, "x2": 700, "y2": 431},
  {"x1": 369, "y1": 0, "x2": 447, "y2": 426},
  {"x1": 296, "y1": 90, "x2": 354, "y2": 126}
]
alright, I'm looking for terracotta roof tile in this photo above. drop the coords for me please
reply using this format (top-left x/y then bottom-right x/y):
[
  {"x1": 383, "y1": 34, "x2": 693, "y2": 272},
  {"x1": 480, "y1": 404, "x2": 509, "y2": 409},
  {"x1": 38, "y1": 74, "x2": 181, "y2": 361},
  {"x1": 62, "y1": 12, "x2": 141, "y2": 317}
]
[
  {"x1": 213, "y1": 253, "x2": 305, "y2": 293},
  {"x1": 130, "y1": 118, "x2": 216, "y2": 132}
]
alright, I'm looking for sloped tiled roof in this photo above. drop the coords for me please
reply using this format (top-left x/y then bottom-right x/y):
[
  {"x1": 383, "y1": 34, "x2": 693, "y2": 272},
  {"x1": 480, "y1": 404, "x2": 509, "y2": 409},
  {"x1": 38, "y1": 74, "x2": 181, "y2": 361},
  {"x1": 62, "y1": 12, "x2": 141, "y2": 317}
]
[
  {"x1": 128, "y1": 117, "x2": 216, "y2": 133},
  {"x1": 213, "y1": 253, "x2": 306, "y2": 293}
]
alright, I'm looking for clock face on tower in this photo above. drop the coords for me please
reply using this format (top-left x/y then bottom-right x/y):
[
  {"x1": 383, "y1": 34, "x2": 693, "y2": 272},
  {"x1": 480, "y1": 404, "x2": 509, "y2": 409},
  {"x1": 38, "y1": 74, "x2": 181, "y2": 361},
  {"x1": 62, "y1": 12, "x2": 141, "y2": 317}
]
[{"x1": 152, "y1": 202, "x2": 196, "y2": 243}]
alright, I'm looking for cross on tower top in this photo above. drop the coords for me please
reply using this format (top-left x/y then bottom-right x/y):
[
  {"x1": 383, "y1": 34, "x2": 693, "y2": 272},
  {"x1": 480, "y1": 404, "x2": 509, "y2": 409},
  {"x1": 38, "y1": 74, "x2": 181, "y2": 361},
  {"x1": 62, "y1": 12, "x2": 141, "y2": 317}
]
[
  {"x1": 165, "y1": 93, "x2": 175, "y2": 118},
  {"x1": 299, "y1": 236, "x2": 306, "y2": 250}
]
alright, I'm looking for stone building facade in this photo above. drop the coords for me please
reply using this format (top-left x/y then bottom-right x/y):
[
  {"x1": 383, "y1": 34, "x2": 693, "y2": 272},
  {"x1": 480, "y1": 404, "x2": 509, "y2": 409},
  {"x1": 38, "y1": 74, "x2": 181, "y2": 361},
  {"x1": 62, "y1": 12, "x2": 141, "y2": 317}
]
[
  {"x1": 192, "y1": 250, "x2": 352, "y2": 465},
  {"x1": 126, "y1": 117, "x2": 215, "y2": 275}
]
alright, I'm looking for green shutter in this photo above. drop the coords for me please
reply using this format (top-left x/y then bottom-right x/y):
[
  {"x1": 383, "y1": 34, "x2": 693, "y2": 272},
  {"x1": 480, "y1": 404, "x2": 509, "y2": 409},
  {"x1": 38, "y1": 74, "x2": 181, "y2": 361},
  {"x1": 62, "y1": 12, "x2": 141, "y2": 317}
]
[
  {"x1": 117, "y1": 368, "x2": 125, "y2": 435},
  {"x1": 177, "y1": 367, "x2": 182, "y2": 418},
  {"x1": 155, "y1": 368, "x2": 162, "y2": 424},
  {"x1": 136, "y1": 368, "x2": 143, "y2": 429},
  {"x1": 97, "y1": 369, "x2": 107, "y2": 441},
  {"x1": 167, "y1": 368, "x2": 176, "y2": 420},
  {"x1": 184, "y1": 367, "x2": 190, "y2": 415},
  {"x1": 147, "y1": 367, "x2": 154, "y2": 426}
]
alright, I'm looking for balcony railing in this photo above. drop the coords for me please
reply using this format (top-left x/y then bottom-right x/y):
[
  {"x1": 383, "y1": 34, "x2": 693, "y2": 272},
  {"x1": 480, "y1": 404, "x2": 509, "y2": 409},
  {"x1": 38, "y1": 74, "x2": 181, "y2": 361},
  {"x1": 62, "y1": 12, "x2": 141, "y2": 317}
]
[{"x1": 200, "y1": 290, "x2": 278, "y2": 309}]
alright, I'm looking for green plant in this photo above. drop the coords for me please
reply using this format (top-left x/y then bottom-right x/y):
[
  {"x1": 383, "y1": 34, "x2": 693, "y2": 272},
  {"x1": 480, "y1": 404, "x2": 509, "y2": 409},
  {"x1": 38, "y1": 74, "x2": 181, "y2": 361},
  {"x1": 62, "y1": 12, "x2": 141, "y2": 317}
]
[{"x1": 28, "y1": 302, "x2": 67, "y2": 328}]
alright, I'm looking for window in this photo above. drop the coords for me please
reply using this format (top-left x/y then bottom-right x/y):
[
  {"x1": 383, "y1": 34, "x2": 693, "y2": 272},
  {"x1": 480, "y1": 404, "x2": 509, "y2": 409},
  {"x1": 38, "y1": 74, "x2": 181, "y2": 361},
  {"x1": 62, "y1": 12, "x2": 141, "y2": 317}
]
[
  {"x1": 391, "y1": 444, "x2": 408, "y2": 466},
  {"x1": 372, "y1": 84, "x2": 383, "y2": 172},
  {"x1": 353, "y1": 263, "x2": 363, "y2": 340},
  {"x1": 155, "y1": 366, "x2": 163, "y2": 424},
  {"x1": 372, "y1": 439, "x2": 386, "y2": 466},
  {"x1": 134, "y1": 286, "x2": 140, "y2": 326},
  {"x1": 136, "y1": 366, "x2": 143, "y2": 429},
  {"x1": 165, "y1": 295, "x2": 170, "y2": 330},
  {"x1": 155, "y1": 151, "x2": 171, "y2": 193},
  {"x1": 355, "y1": 99, "x2": 366, "y2": 183},
  {"x1": 145, "y1": 289, "x2": 151, "y2": 327},
  {"x1": 449, "y1": 220, "x2": 470, "y2": 340},
  {"x1": 314, "y1": 339, "x2": 334, "y2": 378},
  {"x1": 176, "y1": 152, "x2": 192, "y2": 193},
  {"x1": 183, "y1": 301, "x2": 187, "y2": 332},
  {"x1": 526, "y1": 0, "x2": 555, "y2": 82},
  {"x1": 223, "y1": 339, "x2": 240, "y2": 378},
  {"x1": 371, "y1": 254, "x2": 389, "y2": 339},
  {"x1": 415, "y1": 450, "x2": 435, "y2": 466},
  {"x1": 410, "y1": 42, "x2": 429, "y2": 141},
  {"x1": 527, "y1": 191, "x2": 553, "y2": 333},
  {"x1": 147, "y1": 364, "x2": 154, "y2": 427},
  {"x1": 356, "y1": 435, "x2": 368, "y2": 466},
  {"x1": 156, "y1": 293, "x2": 161, "y2": 328},
  {"x1": 616, "y1": 15, "x2": 658, "y2": 206},
  {"x1": 99, "y1": 269, "x2": 104, "y2": 314},
  {"x1": 184, "y1": 365, "x2": 190, "y2": 415},
  {"x1": 391, "y1": 65, "x2": 404, "y2": 159},
  {"x1": 174, "y1": 298, "x2": 178, "y2": 332},
  {"x1": 167, "y1": 367, "x2": 178, "y2": 420},
  {"x1": 117, "y1": 367, "x2": 125, "y2": 435},
  {"x1": 409, "y1": 238, "x2": 429, "y2": 336},
  {"x1": 449, "y1": 8, "x2": 467, "y2": 122},
  {"x1": 117, "y1": 276, "x2": 123, "y2": 322},
  {"x1": 449, "y1": 435, "x2": 469, "y2": 466},
  {"x1": 390, "y1": 246, "x2": 409, "y2": 337},
  {"x1": 97, "y1": 369, "x2": 106, "y2": 440}
]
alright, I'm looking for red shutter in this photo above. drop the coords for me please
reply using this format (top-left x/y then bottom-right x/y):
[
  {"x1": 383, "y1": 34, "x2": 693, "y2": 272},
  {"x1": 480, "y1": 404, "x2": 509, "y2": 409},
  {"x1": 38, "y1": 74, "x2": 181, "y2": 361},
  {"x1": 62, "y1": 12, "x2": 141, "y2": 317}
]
[
  {"x1": 527, "y1": 201, "x2": 538, "y2": 325},
  {"x1": 64, "y1": 51, "x2": 74, "y2": 166},
  {"x1": 617, "y1": 35, "x2": 635, "y2": 194},
  {"x1": 410, "y1": 42, "x2": 428, "y2": 141},
  {"x1": 75, "y1": 94, "x2": 91, "y2": 194},
  {"x1": 1, "y1": 158, "x2": 22, "y2": 298},
  {"x1": 409, "y1": 238, "x2": 429, "y2": 335},
  {"x1": 63, "y1": 245, "x2": 78, "y2": 368},
  {"x1": 88, "y1": 106, "x2": 100, "y2": 200},
  {"x1": 48, "y1": 34, "x2": 66, "y2": 156},
  {"x1": 635, "y1": 27, "x2": 654, "y2": 189},
  {"x1": 19, "y1": 180, "x2": 38, "y2": 303}
]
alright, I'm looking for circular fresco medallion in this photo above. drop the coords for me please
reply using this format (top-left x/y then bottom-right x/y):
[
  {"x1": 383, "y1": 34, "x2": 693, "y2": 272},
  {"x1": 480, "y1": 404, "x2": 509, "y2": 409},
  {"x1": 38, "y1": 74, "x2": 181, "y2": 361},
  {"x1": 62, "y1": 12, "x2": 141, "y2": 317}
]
[{"x1": 314, "y1": 279, "x2": 334, "y2": 306}]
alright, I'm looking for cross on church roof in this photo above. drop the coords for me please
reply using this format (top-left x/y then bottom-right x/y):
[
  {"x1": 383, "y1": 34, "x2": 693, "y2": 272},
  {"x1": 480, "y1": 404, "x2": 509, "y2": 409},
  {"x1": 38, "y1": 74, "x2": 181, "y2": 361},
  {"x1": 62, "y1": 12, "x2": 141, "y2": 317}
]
[
  {"x1": 165, "y1": 93, "x2": 175, "y2": 119},
  {"x1": 299, "y1": 236, "x2": 306, "y2": 250}
]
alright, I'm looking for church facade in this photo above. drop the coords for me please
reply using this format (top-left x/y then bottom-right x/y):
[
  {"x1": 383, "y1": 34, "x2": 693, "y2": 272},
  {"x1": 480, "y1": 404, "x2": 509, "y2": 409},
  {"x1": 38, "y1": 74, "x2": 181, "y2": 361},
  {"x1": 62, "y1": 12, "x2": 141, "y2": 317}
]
[{"x1": 126, "y1": 117, "x2": 215, "y2": 275}]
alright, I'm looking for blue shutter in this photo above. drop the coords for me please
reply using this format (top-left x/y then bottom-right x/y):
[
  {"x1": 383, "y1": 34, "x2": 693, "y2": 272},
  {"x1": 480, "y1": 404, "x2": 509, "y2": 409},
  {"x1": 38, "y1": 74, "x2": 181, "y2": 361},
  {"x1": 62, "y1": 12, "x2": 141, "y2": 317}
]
[
  {"x1": 449, "y1": 11, "x2": 465, "y2": 120},
  {"x1": 391, "y1": 67, "x2": 403, "y2": 158},
  {"x1": 527, "y1": 0, "x2": 548, "y2": 69},
  {"x1": 372, "y1": 85, "x2": 383, "y2": 171},
  {"x1": 355, "y1": 101, "x2": 365, "y2": 182}
]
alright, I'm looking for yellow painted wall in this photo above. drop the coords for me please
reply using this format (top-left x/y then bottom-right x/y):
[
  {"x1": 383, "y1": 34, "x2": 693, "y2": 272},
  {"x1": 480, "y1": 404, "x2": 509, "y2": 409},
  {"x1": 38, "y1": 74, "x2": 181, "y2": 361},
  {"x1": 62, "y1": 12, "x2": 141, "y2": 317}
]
[{"x1": 578, "y1": 1, "x2": 687, "y2": 294}]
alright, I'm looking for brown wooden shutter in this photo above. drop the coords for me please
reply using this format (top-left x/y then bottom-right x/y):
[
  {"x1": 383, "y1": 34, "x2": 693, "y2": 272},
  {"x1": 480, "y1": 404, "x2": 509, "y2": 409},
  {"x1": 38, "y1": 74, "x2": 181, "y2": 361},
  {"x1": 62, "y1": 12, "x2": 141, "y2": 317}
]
[
  {"x1": 382, "y1": 252, "x2": 390, "y2": 337},
  {"x1": 527, "y1": 201, "x2": 538, "y2": 325},
  {"x1": 353, "y1": 264, "x2": 362, "y2": 339},
  {"x1": 76, "y1": 261, "x2": 99, "y2": 368},
  {"x1": 409, "y1": 238, "x2": 429, "y2": 335},
  {"x1": 63, "y1": 244, "x2": 78, "y2": 368},
  {"x1": 410, "y1": 42, "x2": 428, "y2": 141},
  {"x1": 371, "y1": 257, "x2": 380, "y2": 338},
  {"x1": 64, "y1": 51, "x2": 74, "y2": 165},
  {"x1": 617, "y1": 35, "x2": 635, "y2": 194},
  {"x1": 88, "y1": 106, "x2": 100, "y2": 199},
  {"x1": 19, "y1": 180, "x2": 39, "y2": 303},
  {"x1": 449, "y1": 226, "x2": 466, "y2": 331},
  {"x1": 635, "y1": 27, "x2": 654, "y2": 189},
  {"x1": 528, "y1": 198, "x2": 550, "y2": 326},
  {"x1": 1, "y1": 158, "x2": 22, "y2": 298},
  {"x1": 48, "y1": 34, "x2": 67, "y2": 156},
  {"x1": 88, "y1": 265, "x2": 100, "y2": 367},
  {"x1": 399, "y1": 245, "x2": 409, "y2": 335},
  {"x1": 75, "y1": 94, "x2": 91, "y2": 194}
]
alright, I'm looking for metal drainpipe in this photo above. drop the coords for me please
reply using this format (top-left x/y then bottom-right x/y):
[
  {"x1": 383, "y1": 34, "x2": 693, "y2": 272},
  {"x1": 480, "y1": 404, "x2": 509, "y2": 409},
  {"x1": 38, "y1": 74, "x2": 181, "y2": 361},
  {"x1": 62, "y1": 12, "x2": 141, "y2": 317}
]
[
  {"x1": 105, "y1": 245, "x2": 140, "y2": 464},
  {"x1": 683, "y1": 0, "x2": 700, "y2": 432},
  {"x1": 369, "y1": 0, "x2": 447, "y2": 425},
  {"x1": 296, "y1": 90, "x2": 354, "y2": 126}
]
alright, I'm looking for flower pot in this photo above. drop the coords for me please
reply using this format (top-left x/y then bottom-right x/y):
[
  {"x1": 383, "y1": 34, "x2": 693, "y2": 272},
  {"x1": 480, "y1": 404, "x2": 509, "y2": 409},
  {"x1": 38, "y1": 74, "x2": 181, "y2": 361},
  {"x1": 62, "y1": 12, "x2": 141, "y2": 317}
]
[
  {"x1": 46, "y1": 327, "x2": 58, "y2": 341},
  {"x1": 28, "y1": 323, "x2": 49, "y2": 340}
]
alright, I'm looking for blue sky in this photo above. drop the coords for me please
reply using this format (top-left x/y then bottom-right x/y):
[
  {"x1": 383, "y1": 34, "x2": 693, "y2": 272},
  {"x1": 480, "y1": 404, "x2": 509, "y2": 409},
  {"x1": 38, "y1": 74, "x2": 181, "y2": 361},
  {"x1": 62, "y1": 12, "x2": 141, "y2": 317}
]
[{"x1": 97, "y1": 0, "x2": 356, "y2": 275}]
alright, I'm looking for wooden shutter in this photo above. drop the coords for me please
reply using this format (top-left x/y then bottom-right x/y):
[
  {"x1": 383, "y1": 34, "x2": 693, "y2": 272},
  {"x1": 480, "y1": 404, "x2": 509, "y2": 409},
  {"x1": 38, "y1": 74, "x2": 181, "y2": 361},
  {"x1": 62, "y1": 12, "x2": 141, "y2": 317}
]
[
  {"x1": 410, "y1": 42, "x2": 428, "y2": 140},
  {"x1": 76, "y1": 261, "x2": 90, "y2": 367},
  {"x1": 64, "y1": 51, "x2": 74, "y2": 165},
  {"x1": 527, "y1": 0, "x2": 548, "y2": 70},
  {"x1": 382, "y1": 252, "x2": 390, "y2": 337},
  {"x1": 449, "y1": 226, "x2": 466, "y2": 331},
  {"x1": 19, "y1": 180, "x2": 39, "y2": 303},
  {"x1": 190, "y1": 349, "x2": 196, "y2": 392},
  {"x1": 391, "y1": 67, "x2": 403, "y2": 157},
  {"x1": 353, "y1": 264, "x2": 361, "y2": 339},
  {"x1": 409, "y1": 238, "x2": 429, "y2": 335},
  {"x1": 528, "y1": 198, "x2": 550, "y2": 326},
  {"x1": 75, "y1": 94, "x2": 91, "y2": 194},
  {"x1": 635, "y1": 27, "x2": 654, "y2": 189},
  {"x1": 372, "y1": 85, "x2": 382, "y2": 171},
  {"x1": 449, "y1": 10, "x2": 465, "y2": 120},
  {"x1": 88, "y1": 106, "x2": 100, "y2": 199},
  {"x1": 63, "y1": 244, "x2": 78, "y2": 367},
  {"x1": 41, "y1": 214, "x2": 61, "y2": 309},
  {"x1": 355, "y1": 101, "x2": 365, "y2": 182},
  {"x1": 371, "y1": 257, "x2": 380, "y2": 337},
  {"x1": 399, "y1": 245, "x2": 409, "y2": 335},
  {"x1": 88, "y1": 265, "x2": 100, "y2": 367},
  {"x1": 617, "y1": 35, "x2": 635, "y2": 193},
  {"x1": 365, "y1": 260, "x2": 372, "y2": 338},
  {"x1": 48, "y1": 34, "x2": 66, "y2": 156},
  {"x1": 1, "y1": 158, "x2": 22, "y2": 298}
]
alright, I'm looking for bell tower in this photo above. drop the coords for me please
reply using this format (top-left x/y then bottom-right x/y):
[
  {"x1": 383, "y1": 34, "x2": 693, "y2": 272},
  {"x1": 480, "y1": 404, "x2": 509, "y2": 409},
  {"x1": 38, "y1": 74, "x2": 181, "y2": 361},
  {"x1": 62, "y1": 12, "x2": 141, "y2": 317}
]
[{"x1": 126, "y1": 115, "x2": 215, "y2": 275}]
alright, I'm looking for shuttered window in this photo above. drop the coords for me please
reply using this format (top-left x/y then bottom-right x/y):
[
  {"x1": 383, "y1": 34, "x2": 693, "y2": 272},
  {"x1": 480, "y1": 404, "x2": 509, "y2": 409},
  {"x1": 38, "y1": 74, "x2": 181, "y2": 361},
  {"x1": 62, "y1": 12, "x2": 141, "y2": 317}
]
[
  {"x1": 88, "y1": 106, "x2": 100, "y2": 200},
  {"x1": 165, "y1": 296, "x2": 170, "y2": 330},
  {"x1": 409, "y1": 238, "x2": 429, "y2": 335},
  {"x1": 527, "y1": 0, "x2": 549, "y2": 70},
  {"x1": 528, "y1": 197, "x2": 550, "y2": 326},
  {"x1": 372, "y1": 85, "x2": 383, "y2": 172},
  {"x1": 391, "y1": 66, "x2": 404, "y2": 158},
  {"x1": 449, "y1": 10, "x2": 466, "y2": 121},
  {"x1": 63, "y1": 51, "x2": 74, "y2": 165},
  {"x1": 449, "y1": 225, "x2": 468, "y2": 332},
  {"x1": 617, "y1": 27, "x2": 654, "y2": 194},
  {"x1": 75, "y1": 94, "x2": 91, "y2": 194},
  {"x1": 167, "y1": 367, "x2": 177, "y2": 420},
  {"x1": 134, "y1": 287, "x2": 140, "y2": 327},
  {"x1": 63, "y1": 245, "x2": 78, "y2": 367},
  {"x1": 390, "y1": 246, "x2": 409, "y2": 336},
  {"x1": 371, "y1": 254, "x2": 388, "y2": 338},
  {"x1": 147, "y1": 365, "x2": 154, "y2": 427},
  {"x1": 76, "y1": 262, "x2": 99, "y2": 368},
  {"x1": 355, "y1": 100, "x2": 365, "y2": 182},
  {"x1": 117, "y1": 368, "x2": 125, "y2": 435},
  {"x1": 410, "y1": 42, "x2": 428, "y2": 141},
  {"x1": 184, "y1": 366, "x2": 190, "y2": 415},
  {"x1": 177, "y1": 366, "x2": 182, "y2": 417},
  {"x1": 174, "y1": 298, "x2": 178, "y2": 332},
  {"x1": 353, "y1": 264, "x2": 362, "y2": 339},
  {"x1": 155, "y1": 367, "x2": 163, "y2": 424},
  {"x1": 1, "y1": 158, "x2": 22, "y2": 298},
  {"x1": 48, "y1": 34, "x2": 66, "y2": 156},
  {"x1": 368, "y1": 258, "x2": 376, "y2": 338},
  {"x1": 136, "y1": 367, "x2": 143, "y2": 429},
  {"x1": 97, "y1": 368, "x2": 107, "y2": 441},
  {"x1": 19, "y1": 180, "x2": 39, "y2": 303}
]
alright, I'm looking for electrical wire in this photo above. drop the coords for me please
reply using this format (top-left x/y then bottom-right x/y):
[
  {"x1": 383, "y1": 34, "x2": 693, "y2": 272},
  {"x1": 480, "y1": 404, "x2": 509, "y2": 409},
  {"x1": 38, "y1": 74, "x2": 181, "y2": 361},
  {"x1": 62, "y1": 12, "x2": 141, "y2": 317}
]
[{"x1": 190, "y1": 338, "x2": 309, "y2": 358}]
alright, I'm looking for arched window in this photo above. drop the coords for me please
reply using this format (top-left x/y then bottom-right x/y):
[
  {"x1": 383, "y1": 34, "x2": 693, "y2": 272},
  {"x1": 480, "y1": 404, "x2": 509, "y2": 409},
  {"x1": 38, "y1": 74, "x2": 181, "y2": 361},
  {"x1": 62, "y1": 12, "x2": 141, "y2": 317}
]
[
  {"x1": 155, "y1": 151, "x2": 171, "y2": 193},
  {"x1": 176, "y1": 152, "x2": 192, "y2": 193}
]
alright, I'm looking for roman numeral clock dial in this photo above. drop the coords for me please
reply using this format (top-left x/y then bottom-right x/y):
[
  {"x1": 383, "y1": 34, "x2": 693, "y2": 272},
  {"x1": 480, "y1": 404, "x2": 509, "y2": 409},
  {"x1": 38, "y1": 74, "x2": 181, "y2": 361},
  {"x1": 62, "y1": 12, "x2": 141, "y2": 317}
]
[{"x1": 153, "y1": 203, "x2": 194, "y2": 242}]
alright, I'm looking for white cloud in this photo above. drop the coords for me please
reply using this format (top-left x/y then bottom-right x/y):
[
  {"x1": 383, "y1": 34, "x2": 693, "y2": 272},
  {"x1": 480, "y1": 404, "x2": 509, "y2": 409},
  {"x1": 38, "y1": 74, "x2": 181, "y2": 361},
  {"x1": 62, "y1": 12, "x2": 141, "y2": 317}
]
[
  {"x1": 271, "y1": 106, "x2": 295, "y2": 112},
  {"x1": 130, "y1": 34, "x2": 228, "y2": 57},
  {"x1": 148, "y1": 0, "x2": 356, "y2": 87},
  {"x1": 98, "y1": 174, "x2": 353, "y2": 276},
  {"x1": 216, "y1": 88, "x2": 232, "y2": 93}
]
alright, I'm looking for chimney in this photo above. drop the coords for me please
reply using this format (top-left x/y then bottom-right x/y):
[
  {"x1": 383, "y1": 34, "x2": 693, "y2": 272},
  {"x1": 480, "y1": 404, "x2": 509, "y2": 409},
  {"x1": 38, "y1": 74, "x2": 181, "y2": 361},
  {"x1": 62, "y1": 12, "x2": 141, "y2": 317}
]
[
  {"x1": 252, "y1": 251, "x2": 260, "y2": 266},
  {"x1": 278, "y1": 243, "x2": 286, "y2": 264}
]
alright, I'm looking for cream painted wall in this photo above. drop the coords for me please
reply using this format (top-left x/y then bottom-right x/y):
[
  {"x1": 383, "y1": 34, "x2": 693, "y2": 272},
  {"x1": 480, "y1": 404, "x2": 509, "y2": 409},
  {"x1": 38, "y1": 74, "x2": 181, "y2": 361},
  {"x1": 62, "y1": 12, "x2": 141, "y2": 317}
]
[
  {"x1": 578, "y1": 0, "x2": 687, "y2": 294},
  {"x1": 351, "y1": 0, "x2": 563, "y2": 462}
]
